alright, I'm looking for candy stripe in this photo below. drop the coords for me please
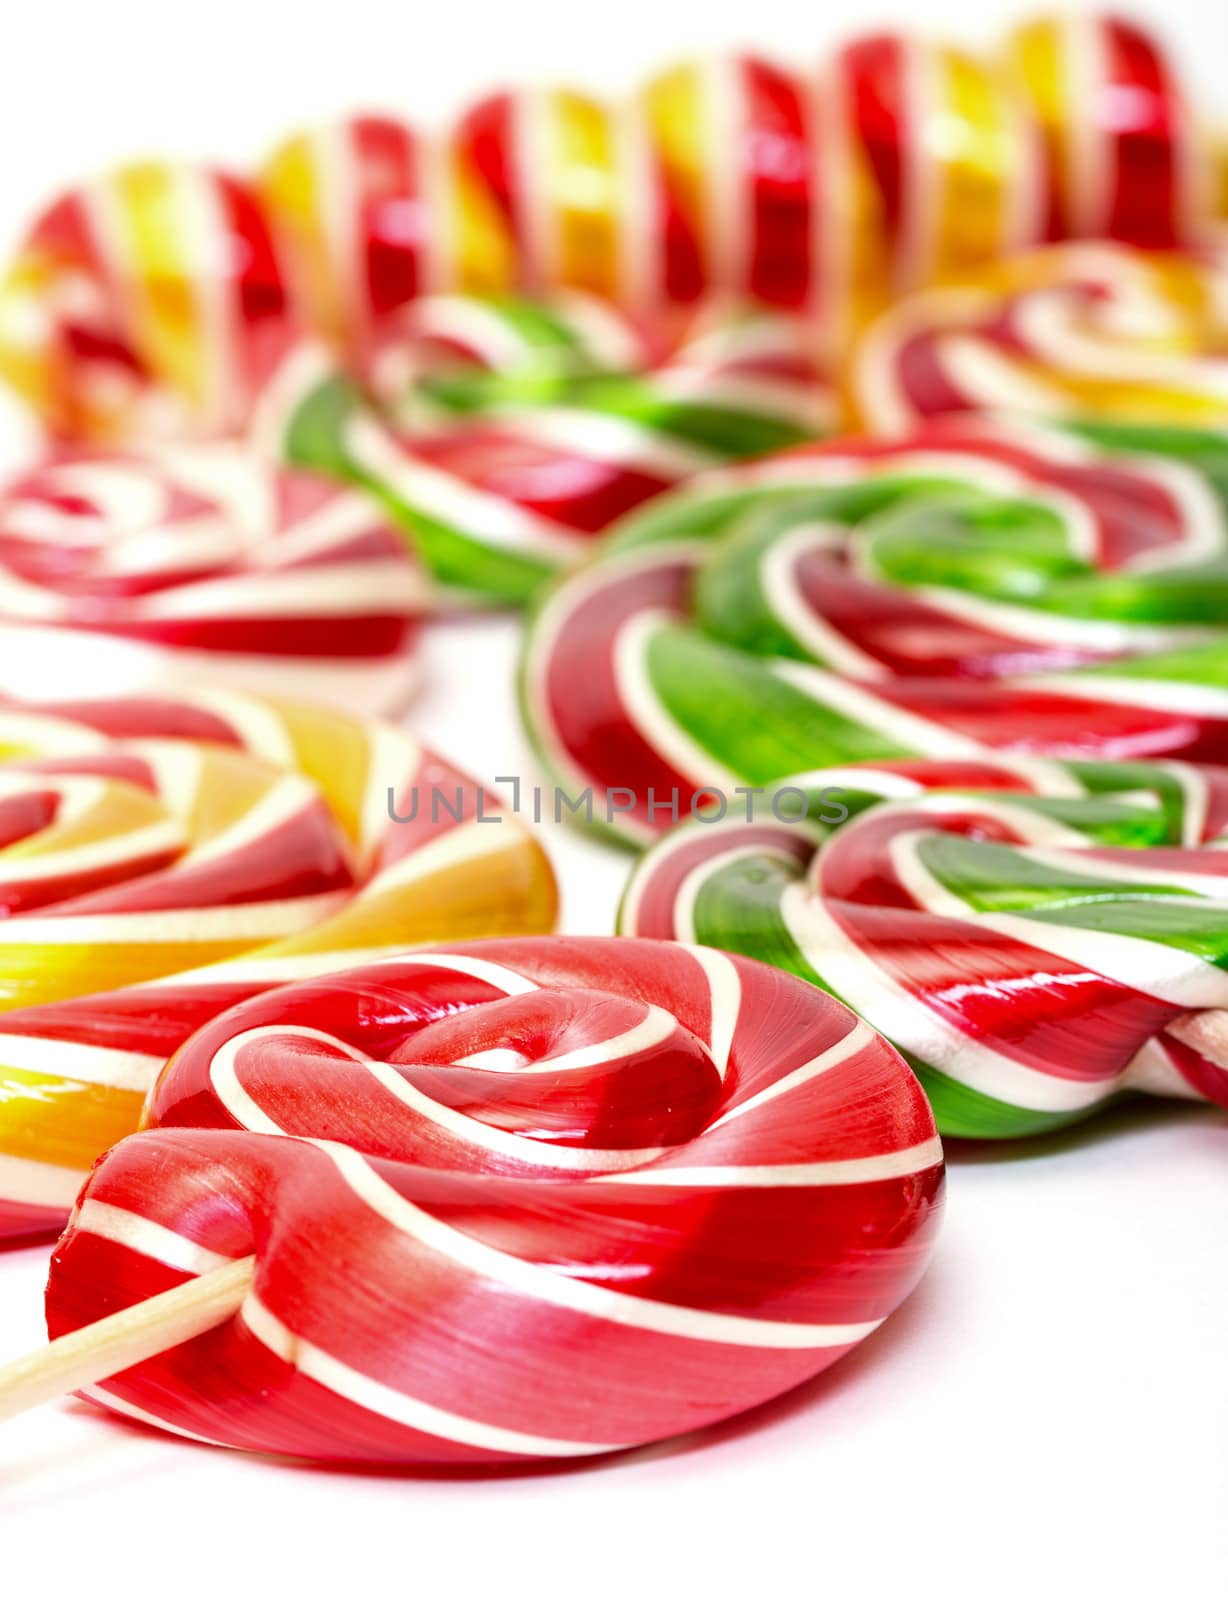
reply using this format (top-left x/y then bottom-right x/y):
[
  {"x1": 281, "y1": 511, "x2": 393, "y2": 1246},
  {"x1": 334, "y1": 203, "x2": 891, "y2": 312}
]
[
  {"x1": 521, "y1": 416, "x2": 1228, "y2": 841},
  {"x1": 853, "y1": 244, "x2": 1228, "y2": 433},
  {"x1": 0, "y1": 692, "x2": 556, "y2": 1238},
  {"x1": 620, "y1": 759, "x2": 1228, "y2": 1136},
  {"x1": 0, "y1": 447, "x2": 422, "y2": 713},
  {"x1": 1, "y1": 15, "x2": 1219, "y2": 451},
  {"x1": 39, "y1": 937, "x2": 941, "y2": 1463}
]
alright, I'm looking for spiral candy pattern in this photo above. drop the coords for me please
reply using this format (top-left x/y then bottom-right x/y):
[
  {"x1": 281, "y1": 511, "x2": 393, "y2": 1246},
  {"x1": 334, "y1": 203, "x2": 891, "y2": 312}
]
[
  {"x1": 520, "y1": 417, "x2": 1228, "y2": 843},
  {"x1": 620, "y1": 756, "x2": 1228, "y2": 1138},
  {"x1": 0, "y1": 163, "x2": 289, "y2": 443},
  {"x1": 2, "y1": 12, "x2": 1223, "y2": 451},
  {"x1": 0, "y1": 690, "x2": 556, "y2": 1240},
  {"x1": 853, "y1": 243, "x2": 1228, "y2": 433},
  {"x1": 256, "y1": 293, "x2": 829, "y2": 604},
  {"x1": 43, "y1": 936, "x2": 942, "y2": 1462},
  {"x1": 0, "y1": 444, "x2": 423, "y2": 712}
]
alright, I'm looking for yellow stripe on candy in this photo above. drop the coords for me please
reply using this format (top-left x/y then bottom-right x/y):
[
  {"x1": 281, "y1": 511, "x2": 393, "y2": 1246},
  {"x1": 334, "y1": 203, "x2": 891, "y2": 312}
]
[
  {"x1": 269, "y1": 698, "x2": 390, "y2": 855},
  {"x1": 641, "y1": 63, "x2": 707, "y2": 279},
  {"x1": 444, "y1": 147, "x2": 517, "y2": 297},
  {"x1": 105, "y1": 165, "x2": 213, "y2": 422},
  {"x1": 551, "y1": 92, "x2": 620, "y2": 301},
  {"x1": 261, "y1": 131, "x2": 348, "y2": 347},
  {"x1": 0, "y1": 257, "x2": 58, "y2": 426},
  {"x1": 0, "y1": 935, "x2": 265, "y2": 1012},
  {"x1": 279, "y1": 826, "x2": 558, "y2": 956},
  {"x1": 929, "y1": 49, "x2": 1019, "y2": 285},
  {"x1": 1007, "y1": 16, "x2": 1067, "y2": 144},
  {"x1": 0, "y1": 1069, "x2": 145, "y2": 1174}
]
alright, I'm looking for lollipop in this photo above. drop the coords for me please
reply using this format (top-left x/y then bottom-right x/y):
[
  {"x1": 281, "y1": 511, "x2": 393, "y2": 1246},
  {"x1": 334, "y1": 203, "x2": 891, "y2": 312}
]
[
  {"x1": 260, "y1": 114, "x2": 515, "y2": 356},
  {"x1": 852, "y1": 243, "x2": 1228, "y2": 433},
  {"x1": 449, "y1": 89, "x2": 628, "y2": 303},
  {"x1": 3, "y1": 13, "x2": 1219, "y2": 449},
  {"x1": 630, "y1": 56, "x2": 818, "y2": 312},
  {"x1": 620, "y1": 757, "x2": 1228, "y2": 1137},
  {"x1": 0, "y1": 444, "x2": 423, "y2": 712},
  {"x1": 1003, "y1": 13, "x2": 1209, "y2": 249},
  {"x1": 257, "y1": 293, "x2": 831, "y2": 604},
  {"x1": 519, "y1": 417, "x2": 1228, "y2": 843},
  {"x1": 0, "y1": 163, "x2": 289, "y2": 443},
  {"x1": 0, "y1": 691, "x2": 556, "y2": 1240},
  {"x1": 830, "y1": 33, "x2": 1040, "y2": 299},
  {"x1": 0, "y1": 937, "x2": 942, "y2": 1462}
]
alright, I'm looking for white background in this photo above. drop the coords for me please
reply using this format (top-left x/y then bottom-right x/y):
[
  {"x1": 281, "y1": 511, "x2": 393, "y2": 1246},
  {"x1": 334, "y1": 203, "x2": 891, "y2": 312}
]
[{"x1": 2, "y1": 3, "x2": 1227, "y2": 1596}]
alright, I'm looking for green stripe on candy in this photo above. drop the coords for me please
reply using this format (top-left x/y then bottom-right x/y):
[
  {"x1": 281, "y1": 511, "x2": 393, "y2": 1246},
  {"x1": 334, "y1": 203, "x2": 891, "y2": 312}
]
[
  {"x1": 278, "y1": 366, "x2": 559, "y2": 606},
  {"x1": 479, "y1": 297, "x2": 604, "y2": 362},
  {"x1": 698, "y1": 483, "x2": 1228, "y2": 645},
  {"x1": 914, "y1": 832, "x2": 1196, "y2": 915},
  {"x1": 1024, "y1": 896, "x2": 1228, "y2": 967},
  {"x1": 644, "y1": 625, "x2": 915, "y2": 781},
  {"x1": 1069, "y1": 638, "x2": 1228, "y2": 688},
  {"x1": 614, "y1": 471, "x2": 973, "y2": 560},
  {"x1": 982, "y1": 792, "x2": 1176, "y2": 846},
  {"x1": 655, "y1": 846, "x2": 821, "y2": 983},
  {"x1": 648, "y1": 839, "x2": 1080, "y2": 1139},
  {"x1": 910, "y1": 1065, "x2": 1080, "y2": 1140},
  {"x1": 569, "y1": 377, "x2": 813, "y2": 458},
  {"x1": 862, "y1": 497, "x2": 1228, "y2": 626},
  {"x1": 1062, "y1": 420, "x2": 1228, "y2": 511},
  {"x1": 1045, "y1": 564, "x2": 1228, "y2": 627},
  {"x1": 419, "y1": 370, "x2": 816, "y2": 457},
  {"x1": 862, "y1": 493, "x2": 1087, "y2": 597},
  {"x1": 691, "y1": 484, "x2": 1069, "y2": 664},
  {"x1": 279, "y1": 368, "x2": 365, "y2": 485},
  {"x1": 1064, "y1": 760, "x2": 1195, "y2": 841},
  {"x1": 375, "y1": 507, "x2": 557, "y2": 607}
]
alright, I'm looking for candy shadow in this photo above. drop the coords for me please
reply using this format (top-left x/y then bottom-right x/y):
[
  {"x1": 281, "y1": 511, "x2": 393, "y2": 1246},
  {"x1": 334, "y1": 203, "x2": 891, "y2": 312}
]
[
  {"x1": 0, "y1": 1402, "x2": 191, "y2": 1509},
  {"x1": 943, "y1": 1095, "x2": 1224, "y2": 1165}
]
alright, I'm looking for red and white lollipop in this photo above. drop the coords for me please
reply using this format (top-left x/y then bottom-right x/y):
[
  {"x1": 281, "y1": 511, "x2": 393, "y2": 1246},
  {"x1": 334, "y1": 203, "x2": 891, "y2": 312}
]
[
  {"x1": 0, "y1": 445, "x2": 424, "y2": 712},
  {"x1": 1, "y1": 938, "x2": 943, "y2": 1464}
]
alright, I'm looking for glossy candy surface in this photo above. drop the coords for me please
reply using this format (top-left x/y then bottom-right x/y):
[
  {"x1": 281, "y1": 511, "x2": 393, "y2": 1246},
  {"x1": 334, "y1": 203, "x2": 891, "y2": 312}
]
[
  {"x1": 620, "y1": 756, "x2": 1228, "y2": 1137},
  {"x1": 0, "y1": 164, "x2": 289, "y2": 443},
  {"x1": 0, "y1": 692, "x2": 555, "y2": 1240},
  {"x1": 0, "y1": 445, "x2": 423, "y2": 712},
  {"x1": 520, "y1": 417, "x2": 1228, "y2": 843},
  {"x1": 45, "y1": 936, "x2": 943, "y2": 1462},
  {"x1": 257, "y1": 294, "x2": 830, "y2": 604},
  {"x1": 2, "y1": 12, "x2": 1221, "y2": 450},
  {"x1": 1003, "y1": 13, "x2": 1206, "y2": 250},
  {"x1": 853, "y1": 243, "x2": 1228, "y2": 433}
]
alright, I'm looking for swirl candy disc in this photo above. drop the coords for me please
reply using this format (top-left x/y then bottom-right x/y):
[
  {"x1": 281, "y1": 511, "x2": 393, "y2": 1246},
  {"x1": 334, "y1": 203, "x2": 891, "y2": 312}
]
[
  {"x1": 257, "y1": 292, "x2": 830, "y2": 605},
  {"x1": 0, "y1": 163, "x2": 289, "y2": 443},
  {"x1": 520, "y1": 417, "x2": 1228, "y2": 843},
  {"x1": 43, "y1": 936, "x2": 943, "y2": 1462},
  {"x1": 619, "y1": 757, "x2": 1228, "y2": 1138},
  {"x1": 0, "y1": 445, "x2": 424, "y2": 713},
  {"x1": 0, "y1": 691, "x2": 556, "y2": 1240},
  {"x1": 851, "y1": 242, "x2": 1228, "y2": 433}
]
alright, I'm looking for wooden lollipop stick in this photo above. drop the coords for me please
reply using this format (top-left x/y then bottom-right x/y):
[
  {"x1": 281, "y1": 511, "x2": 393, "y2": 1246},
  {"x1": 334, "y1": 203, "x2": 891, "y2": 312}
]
[{"x1": 0, "y1": 1254, "x2": 255, "y2": 1424}]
